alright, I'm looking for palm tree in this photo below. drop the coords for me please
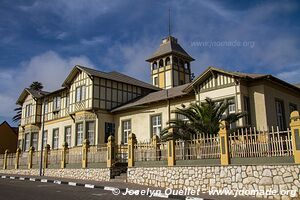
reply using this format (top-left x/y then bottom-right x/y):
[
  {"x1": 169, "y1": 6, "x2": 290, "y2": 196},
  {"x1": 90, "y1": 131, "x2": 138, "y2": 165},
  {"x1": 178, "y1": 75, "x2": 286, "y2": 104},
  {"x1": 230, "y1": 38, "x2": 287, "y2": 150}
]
[
  {"x1": 29, "y1": 81, "x2": 43, "y2": 91},
  {"x1": 12, "y1": 107, "x2": 22, "y2": 123},
  {"x1": 160, "y1": 98, "x2": 245, "y2": 141},
  {"x1": 12, "y1": 81, "x2": 44, "y2": 124}
]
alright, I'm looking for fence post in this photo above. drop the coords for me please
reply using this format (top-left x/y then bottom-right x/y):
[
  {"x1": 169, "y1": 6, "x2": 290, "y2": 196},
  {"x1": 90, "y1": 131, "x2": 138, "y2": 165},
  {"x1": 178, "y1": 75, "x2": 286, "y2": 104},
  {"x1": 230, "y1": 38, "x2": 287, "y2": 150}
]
[
  {"x1": 290, "y1": 111, "x2": 300, "y2": 164},
  {"x1": 128, "y1": 133, "x2": 136, "y2": 167},
  {"x1": 219, "y1": 120, "x2": 230, "y2": 165},
  {"x1": 107, "y1": 136, "x2": 115, "y2": 168},
  {"x1": 82, "y1": 139, "x2": 90, "y2": 169},
  {"x1": 167, "y1": 128, "x2": 176, "y2": 166},
  {"x1": 152, "y1": 134, "x2": 159, "y2": 161},
  {"x1": 43, "y1": 144, "x2": 50, "y2": 169},
  {"x1": 3, "y1": 149, "x2": 8, "y2": 170},
  {"x1": 15, "y1": 148, "x2": 21, "y2": 169},
  {"x1": 61, "y1": 142, "x2": 68, "y2": 169},
  {"x1": 28, "y1": 146, "x2": 34, "y2": 169}
]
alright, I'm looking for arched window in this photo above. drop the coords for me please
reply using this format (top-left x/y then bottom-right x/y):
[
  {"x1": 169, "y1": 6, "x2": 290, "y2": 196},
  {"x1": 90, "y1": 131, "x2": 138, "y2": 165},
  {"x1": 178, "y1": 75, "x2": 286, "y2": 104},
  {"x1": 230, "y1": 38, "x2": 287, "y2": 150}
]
[
  {"x1": 179, "y1": 59, "x2": 184, "y2": 68},
  {"x1": 184, "y1": 62, "x2": 189, "y2": 70},
  {"x1": 152, "y1": 62, "x2": 157, "y2": 70},
  {"x1": 165, "y1": 57, "x2": 171, "y2": 66},
  {"x1": 173, "y1": 57, "x2": 178, "y2": 66},
  {"x1": 159, "y1": 59, "x2": 164, "y2": 68}
]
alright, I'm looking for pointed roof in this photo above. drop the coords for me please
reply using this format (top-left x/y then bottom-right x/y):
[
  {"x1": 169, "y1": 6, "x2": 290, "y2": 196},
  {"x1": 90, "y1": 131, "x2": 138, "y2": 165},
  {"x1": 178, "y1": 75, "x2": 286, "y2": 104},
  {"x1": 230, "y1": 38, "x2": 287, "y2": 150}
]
[
  {"x1": 16, "y1": 88, "x2": 49, "y2": 105},
  {"x1": 184, "y1": 66, "x2": 300, "y2": 94},
  {"x1": 62, "y1": 65, "x2": 160, "y2": 91},
  {"x1": 146, "y1": 36, "x2": 194, "y2": 62}
]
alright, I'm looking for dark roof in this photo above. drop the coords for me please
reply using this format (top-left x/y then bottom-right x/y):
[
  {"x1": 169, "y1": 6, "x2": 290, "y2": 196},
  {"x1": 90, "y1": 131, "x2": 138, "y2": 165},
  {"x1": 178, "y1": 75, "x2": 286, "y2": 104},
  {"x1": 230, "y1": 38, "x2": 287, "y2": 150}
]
[
  {"x1": 184, "y1": 66, "x2": 300, "y2": 94},
  {"x1": 63, "y1": 65, "x2": 160, "y2": 91},
  {"x1": 16, "y1": 88, "x2": 49, "y2": 104},
  {"x1": 0, "y1": 121, "x2": 18, "y2": 135},
  {"x1": 111, "y1": 83, "x2": 192, "y2": 112},
  {"x1": 146, "y1": 36, "x2": 194, "y2": 62}
]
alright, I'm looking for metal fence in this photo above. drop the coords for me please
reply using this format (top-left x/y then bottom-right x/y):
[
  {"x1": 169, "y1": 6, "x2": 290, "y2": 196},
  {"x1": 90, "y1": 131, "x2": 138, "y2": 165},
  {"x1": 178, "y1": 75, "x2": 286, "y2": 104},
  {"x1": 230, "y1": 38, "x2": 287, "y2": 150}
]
[
  {"x1": 6, "y1": 153, "x2": 15, "y2": 168},
  {"x1": 48, "y1": 150, "x2": 61, "y2": 166},
  {"x1": 88, "y1": 145, "x2": 107, "y2": 163},
  {"x1": 19, "y1": 153, "x2": 28, "y2": 167},
  {"x1": 66, "y1": 147, "x2": 82, "y2": 164},
  {"x1": 175, "y1": 134, "x2": 221, "y2": 160},
  {"x1": 134, "y1": 142, "x2": 167, "y2": 161},
  {"x1": 115, "y1": 145, "x2": 128, "y2": 163},
  {"x1": 0, "y1": 154, "x2": 3, "y2": 167},
  {"x1": 32, "y1": 151, "x2": 40, "y2": 166},
  {"x1": 229, "y1": 127, "x2": 293, "y2": 158}
]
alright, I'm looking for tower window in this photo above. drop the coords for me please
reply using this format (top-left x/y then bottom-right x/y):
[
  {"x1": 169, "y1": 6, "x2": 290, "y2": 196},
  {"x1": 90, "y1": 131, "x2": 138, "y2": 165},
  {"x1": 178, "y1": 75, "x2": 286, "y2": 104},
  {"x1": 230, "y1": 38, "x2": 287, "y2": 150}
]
[
  {"x1": 159, "y1": 59, "x2": 164, "y2": 68},
  {"x1": 184, "y1": 62, "x2": 189, "y2": 70},
  {"x1": 173, "y1": 57, "x2": 178, "y2": 66},
  {"x1": 179, "y1": 59, "x2": 184, "y2": 68},
  {"x1": 165, "y1": 57, "x2": 170, "y2": 66},
  {"x1": 152, "y1": 62, "x2": 157, "y2": 70},
  {"x1": 154, "y1": 77, "x2": 158, "y2": 86}
]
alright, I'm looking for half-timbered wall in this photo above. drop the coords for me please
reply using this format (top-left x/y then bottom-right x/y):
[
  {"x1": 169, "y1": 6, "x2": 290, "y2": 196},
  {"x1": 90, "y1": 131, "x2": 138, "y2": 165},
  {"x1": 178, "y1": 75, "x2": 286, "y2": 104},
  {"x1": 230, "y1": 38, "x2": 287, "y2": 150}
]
[{"x1": 92, "y1": 77, "x2": 145, "y2": 110}]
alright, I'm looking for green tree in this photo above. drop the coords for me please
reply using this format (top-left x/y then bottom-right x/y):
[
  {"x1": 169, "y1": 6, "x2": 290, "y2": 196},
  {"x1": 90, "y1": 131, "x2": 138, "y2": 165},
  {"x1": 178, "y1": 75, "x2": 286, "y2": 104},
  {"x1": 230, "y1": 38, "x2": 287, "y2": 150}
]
[
  {"x1": 12, "y1": 81, "x2": 44, "y2": 124},
  {"x1": 29, "y1": 81, "x2": 43, "y2": 91},
  {"x1": 160, "y1": 98, "x2": 245, "y2": 141}
]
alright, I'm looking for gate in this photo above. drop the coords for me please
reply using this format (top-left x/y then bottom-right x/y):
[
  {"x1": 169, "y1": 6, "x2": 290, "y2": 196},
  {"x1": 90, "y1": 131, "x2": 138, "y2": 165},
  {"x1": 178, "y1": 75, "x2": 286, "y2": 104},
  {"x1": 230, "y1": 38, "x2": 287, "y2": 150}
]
[{"x1": 115, "y1": 144, "x2": 128, "y2": 164}]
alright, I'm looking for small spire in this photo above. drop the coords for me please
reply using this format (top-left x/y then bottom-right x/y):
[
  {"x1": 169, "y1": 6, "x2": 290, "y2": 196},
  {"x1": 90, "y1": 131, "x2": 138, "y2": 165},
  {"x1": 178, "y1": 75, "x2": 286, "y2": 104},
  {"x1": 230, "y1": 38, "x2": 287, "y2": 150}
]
[{"x1": 168, "y1": 8, "x2": 171, "y2": 36}]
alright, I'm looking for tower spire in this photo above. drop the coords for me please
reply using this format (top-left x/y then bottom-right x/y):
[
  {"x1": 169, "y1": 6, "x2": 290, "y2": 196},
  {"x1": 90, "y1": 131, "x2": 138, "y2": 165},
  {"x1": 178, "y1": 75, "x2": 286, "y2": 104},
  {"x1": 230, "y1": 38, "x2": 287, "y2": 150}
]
[{"x1": 168, "y1": 8, "x2": 171, "y2": 36}]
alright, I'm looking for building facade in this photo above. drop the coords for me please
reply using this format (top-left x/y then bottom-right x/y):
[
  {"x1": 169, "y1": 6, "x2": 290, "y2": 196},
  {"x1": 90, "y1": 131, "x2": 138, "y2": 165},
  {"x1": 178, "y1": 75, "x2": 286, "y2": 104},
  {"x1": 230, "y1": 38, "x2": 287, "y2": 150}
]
[{"x1": 16, "y1": 35, "x2": 300, "y2": 151}]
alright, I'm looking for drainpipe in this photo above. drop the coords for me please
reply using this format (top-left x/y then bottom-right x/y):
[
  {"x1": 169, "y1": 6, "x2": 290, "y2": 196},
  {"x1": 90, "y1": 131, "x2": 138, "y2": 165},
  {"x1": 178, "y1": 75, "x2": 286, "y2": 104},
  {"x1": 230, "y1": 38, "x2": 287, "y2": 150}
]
[{"x1": 39, "y1": 97, "x2": 46, "y2": 176}]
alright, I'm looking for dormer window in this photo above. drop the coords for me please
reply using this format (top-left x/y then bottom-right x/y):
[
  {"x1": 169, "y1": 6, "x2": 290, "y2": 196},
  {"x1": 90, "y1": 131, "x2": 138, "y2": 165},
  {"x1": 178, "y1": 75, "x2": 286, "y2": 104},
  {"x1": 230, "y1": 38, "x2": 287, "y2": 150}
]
[
  {"x1": 25, "y1": 104, "x2": 32, "y2": 117},
  {"x1": 53, "y1": 96, "x2": 61, "y2": 111},
  {"x1": 76, "y1": 85, "x2": 86, "y2": 103}
]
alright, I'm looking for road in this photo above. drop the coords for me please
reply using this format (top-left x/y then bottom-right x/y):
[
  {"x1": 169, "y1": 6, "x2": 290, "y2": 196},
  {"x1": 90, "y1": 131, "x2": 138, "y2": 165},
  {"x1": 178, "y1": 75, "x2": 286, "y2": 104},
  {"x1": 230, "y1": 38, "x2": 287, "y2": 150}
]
[{"x1": 0, "y1": 178, "x2": 163, "y2": 200}]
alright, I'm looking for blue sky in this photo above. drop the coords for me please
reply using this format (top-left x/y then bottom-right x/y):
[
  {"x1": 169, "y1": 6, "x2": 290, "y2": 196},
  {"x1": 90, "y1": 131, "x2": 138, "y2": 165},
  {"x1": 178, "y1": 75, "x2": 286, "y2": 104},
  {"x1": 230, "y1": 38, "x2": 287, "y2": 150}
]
[{"x1": 0, "y1": 0, "x2": 300, "y2": 125}]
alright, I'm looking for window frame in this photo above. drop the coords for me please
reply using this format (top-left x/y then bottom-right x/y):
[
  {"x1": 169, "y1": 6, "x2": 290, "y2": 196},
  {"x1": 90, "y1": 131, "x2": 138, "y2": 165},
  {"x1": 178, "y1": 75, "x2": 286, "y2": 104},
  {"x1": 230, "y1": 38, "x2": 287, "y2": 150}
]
[
  {"x1": 75, "y1": 85, "x2": 86, "y2": 103},
  {"x1": 150, "y1": 114, "x2": 162, "y2": 138},
  {"x1": 64, "y1": 126, "x2": 72, "y2": 147},
  {"x1": 121, "y1": 119, "x2": 131, "y2": 144},
  {"x1": 86, "y1": 121, "x2": 95, "y2": 145},
  {"x1": 52, "y1": 128, "x2": 59, "y2": 149},
  {"x1": 275, "y1": 99, "x2": 286, "y2": 130},
  {"x1": 76, "y1": 122, "x2": 84, "y2": 146}
]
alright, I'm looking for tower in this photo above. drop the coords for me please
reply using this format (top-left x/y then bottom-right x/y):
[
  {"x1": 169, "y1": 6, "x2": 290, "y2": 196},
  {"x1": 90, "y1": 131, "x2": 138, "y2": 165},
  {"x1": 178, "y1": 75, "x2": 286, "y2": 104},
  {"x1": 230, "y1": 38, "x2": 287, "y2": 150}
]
[{"x1": 146, "y1": 36, "x2": 195, "y2": 89}]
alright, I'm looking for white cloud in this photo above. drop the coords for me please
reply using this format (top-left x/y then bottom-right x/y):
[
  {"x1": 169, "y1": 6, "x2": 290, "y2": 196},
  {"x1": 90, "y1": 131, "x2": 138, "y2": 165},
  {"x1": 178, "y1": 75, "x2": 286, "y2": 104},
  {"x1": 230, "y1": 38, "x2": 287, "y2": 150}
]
[
  {"x1": 0, "y1": 51, "x2": 94, "y2": 122},
  {"x1": 80, "y1": 36, "x2": 107, "y2": 46}
]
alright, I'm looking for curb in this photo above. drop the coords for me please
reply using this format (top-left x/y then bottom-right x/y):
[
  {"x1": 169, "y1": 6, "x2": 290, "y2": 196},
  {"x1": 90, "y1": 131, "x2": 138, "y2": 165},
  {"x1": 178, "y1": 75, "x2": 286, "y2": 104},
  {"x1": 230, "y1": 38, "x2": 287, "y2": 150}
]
[{"x1": 1, "y1": 175, "x2": 207, "y2": 200}]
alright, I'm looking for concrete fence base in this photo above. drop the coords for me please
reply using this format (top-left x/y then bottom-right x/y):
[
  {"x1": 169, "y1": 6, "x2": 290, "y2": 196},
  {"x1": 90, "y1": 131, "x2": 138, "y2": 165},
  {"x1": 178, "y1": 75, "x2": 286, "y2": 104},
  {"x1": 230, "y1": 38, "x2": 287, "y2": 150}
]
[{"x1": 128, "y1": 165, "x2": 300, "y2": 200}]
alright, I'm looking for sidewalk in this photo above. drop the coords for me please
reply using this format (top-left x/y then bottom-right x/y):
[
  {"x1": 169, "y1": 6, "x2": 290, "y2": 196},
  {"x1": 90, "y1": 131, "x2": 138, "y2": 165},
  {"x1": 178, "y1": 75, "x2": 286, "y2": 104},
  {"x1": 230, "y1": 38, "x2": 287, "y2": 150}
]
[{"x1": 0, "y1": 173, "x2": 263, "y2": 200}]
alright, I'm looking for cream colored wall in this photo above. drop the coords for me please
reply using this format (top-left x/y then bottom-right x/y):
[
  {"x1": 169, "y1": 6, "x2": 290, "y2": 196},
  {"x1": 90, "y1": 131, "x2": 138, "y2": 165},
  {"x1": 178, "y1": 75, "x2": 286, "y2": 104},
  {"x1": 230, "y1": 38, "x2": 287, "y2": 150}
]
[
  {"x1": 248, "y1": 85, "x2": 268, "y2": 128},
  {"x1": 96, "y1": 111, "x2": 114, "y2": 144},
  {"x1": 21, "y1": 94, "x2": 38, "y2": 126},
  {"x1": 263, "y1": 83, "x2": 300, "y2": 128},
  {"x1": 42, "y1": 117, "x2": 74, "y2": 150},
  {"x1": 114, "y1": 96, "x2": 195, "y2": 143}
]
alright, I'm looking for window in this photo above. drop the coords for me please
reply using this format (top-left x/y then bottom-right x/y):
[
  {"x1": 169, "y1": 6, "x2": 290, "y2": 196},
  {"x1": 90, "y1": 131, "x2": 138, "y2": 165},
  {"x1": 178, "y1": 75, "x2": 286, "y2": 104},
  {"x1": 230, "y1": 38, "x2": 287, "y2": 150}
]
[
  {"x1": 76, "y1": 123, "x2": 83, "y2": 146},
  {"x1": 154, "y1": 77, "x2": 158, "y2": 86},
  {"x1": 289, "y1": 103, "x2": 297, "y2": 114},
  {"x1": 65, "y1": 95, "x2": 70, "y2": 108},
  {"x1": 52, "y1": 129, "x2": 59, "y2": 149},
  {"x1": 151, "y1": 115, "x2": 162, "y2": 137},
  {"x1": 25, "y1": 104, "x2": 32, "y2": 117},
  {"x1": 24, "y1": 133, "x2": 30, "y2": 151},
  {"x1": 86, "y1": 121, "x2": 95, "y2": 145},
  {"x1": 44, "y1": 102, "x2": 48, "y2": 113},
  {"x1": 244, "y1": 96, "x2": 251, "y2": 126},
  {"x1": 275, "y1": 99, "x2": 286, "y2": 130},
  {"x1": 152, "y1": 62, "x2": 157, "y2": 70},
  {"x1": 228, "y1": 99, "x2": 236, "y2": 113},
  {"x1": 159, "y1": 59, "x2": 164, "y2": 68},
  {"x1": 122, "y1": 120, "x2": 131, "y2": 144},
  {"x1": 165, "y1": 57, "x2": 171, "y2": 66},
  {"x1": 76, "y1": 86, "x2": 86, "y2": 103},
  {"x1": 105, "y1": 122, "x2": 115, "y2": 143},
  {"x1": 42, "y1": 130, "x2": 48, "y2": 148},
  {"x1": 65, "y1": 126, "x2": 71, "y2": 147},
  {"x1": 32, "y1": 132, "x2": 38, "y2": 150},
  {"x1": 53, "y1": 97, "x2": 61, "y2": 111}
]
